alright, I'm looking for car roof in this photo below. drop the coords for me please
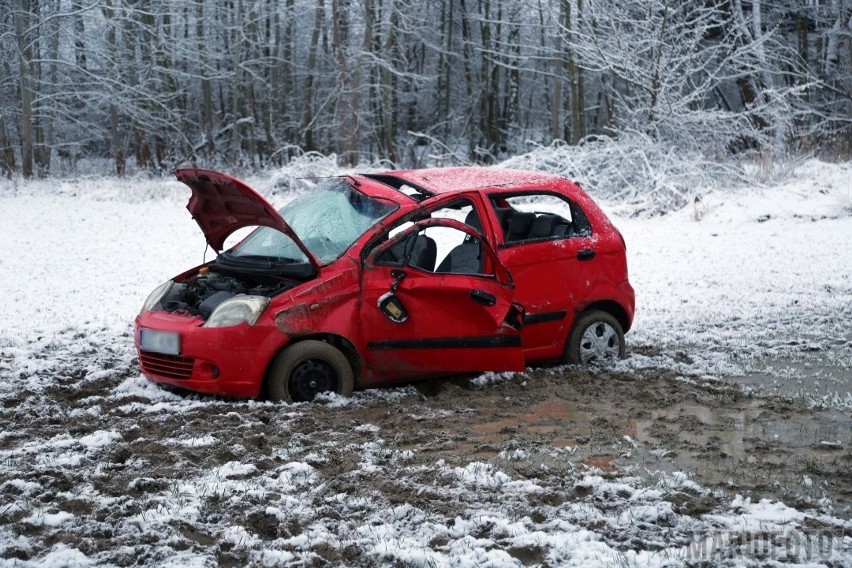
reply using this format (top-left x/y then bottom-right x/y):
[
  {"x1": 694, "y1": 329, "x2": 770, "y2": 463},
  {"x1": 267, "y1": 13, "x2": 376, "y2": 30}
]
[{"x1": 356, "y1": 167, "x2": 565, "y2": 201}]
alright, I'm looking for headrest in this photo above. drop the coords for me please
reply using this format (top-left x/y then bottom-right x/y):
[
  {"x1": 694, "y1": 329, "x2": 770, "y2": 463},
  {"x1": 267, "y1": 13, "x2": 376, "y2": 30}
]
[
  {"x1": 529, "y1": 214, "x2": 560, "y2": 238},
  {"x1": 494, "y1": 207, "x2": 515, "y2": 231},
  {"x1": 508, "y1": 211, "x2": 535, "y2": 235},
  {"x1": 465, "y1": 209, "x2": 482, "y2": 233}
]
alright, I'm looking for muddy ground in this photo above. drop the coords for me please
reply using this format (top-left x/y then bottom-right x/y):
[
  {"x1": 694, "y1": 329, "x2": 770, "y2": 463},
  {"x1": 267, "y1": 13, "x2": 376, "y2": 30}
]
[
  {"x1": 415, "y1": 368, "x2": 850, "y2": 515},
  {"x1": 0, "y1": 357, "x2": 849, "y2": 565}
]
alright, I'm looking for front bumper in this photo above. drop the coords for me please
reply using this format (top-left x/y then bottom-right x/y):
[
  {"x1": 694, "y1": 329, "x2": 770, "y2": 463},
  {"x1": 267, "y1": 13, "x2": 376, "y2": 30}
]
[{"x1": 134, "y1": 310, "x2": 287, "y2": 398}]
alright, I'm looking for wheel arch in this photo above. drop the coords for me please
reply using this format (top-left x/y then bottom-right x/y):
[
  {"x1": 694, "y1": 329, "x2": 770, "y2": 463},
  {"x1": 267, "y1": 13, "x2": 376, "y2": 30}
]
[
  {"x1": 578, "y1": 300, "x2": 632, "y2": 333},
  {"x1": 262, "y1": 333, "x2": 363, "y2": 397}
]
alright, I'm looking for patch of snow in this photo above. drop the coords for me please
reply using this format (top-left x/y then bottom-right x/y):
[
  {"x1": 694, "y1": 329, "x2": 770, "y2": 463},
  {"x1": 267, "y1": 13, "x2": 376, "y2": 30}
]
[
  {"x1": 78, "y1": 430, "x2": 121, "y2": 450},
  {"x1": 18, "y1": 544, "x2": 92, "y2": 567},
  {"x1": 2, "y1": 479, "x2": 41, "y2": 495},
  {"x1": 451, "y1": 462, "x2": 542, "y2": 493},
  {"x1": 216, "y1": 461, "x2": 258, "y2": 479},
  {"x1": 470, "y1": 371, "x2": 519, "y2": 387},
  {"x1": 23, "y1": 510, "x2": 74, "y2": 527},
  {"x1": 177, "y1": 435, "x2": 219, "y2": 447}
]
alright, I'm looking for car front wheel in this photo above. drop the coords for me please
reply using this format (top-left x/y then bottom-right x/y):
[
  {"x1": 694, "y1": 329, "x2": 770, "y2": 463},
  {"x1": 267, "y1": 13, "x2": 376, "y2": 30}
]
[
  {"x1": 266, "y1": 340, "x2": 355, "y2": 403},
  {"x1": 564, "y1": 310, "x2": 625, "y2": 364}
]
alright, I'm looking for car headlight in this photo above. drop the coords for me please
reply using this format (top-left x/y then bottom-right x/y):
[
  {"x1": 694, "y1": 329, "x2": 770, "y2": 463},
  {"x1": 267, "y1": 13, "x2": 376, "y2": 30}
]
[
  {"x1": 141, "y1": 280, "x2": 173, "y2": 313},
  {"x1": 204, "y1": 295, "x2": 269, "y2": 328}
]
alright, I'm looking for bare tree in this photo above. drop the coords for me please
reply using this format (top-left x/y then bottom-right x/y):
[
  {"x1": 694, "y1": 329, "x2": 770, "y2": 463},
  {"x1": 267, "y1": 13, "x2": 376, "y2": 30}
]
[{"x1": 0, "y1": 0, "x2": 847, "y2": 177}]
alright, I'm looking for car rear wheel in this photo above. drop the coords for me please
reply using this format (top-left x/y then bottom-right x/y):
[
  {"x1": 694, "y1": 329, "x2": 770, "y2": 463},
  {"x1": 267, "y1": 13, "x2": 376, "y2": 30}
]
[
  {"x1": 266, "y1": 340, "x2": 354, "y2": 403},
  {"x1": 564, "y1": 310, "x2": 625, "y2": 364}
]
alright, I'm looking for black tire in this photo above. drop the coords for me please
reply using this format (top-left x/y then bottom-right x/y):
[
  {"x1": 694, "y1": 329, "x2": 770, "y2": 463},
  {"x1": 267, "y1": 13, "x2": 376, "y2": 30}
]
[
  {"x1": 266, "y1": 340, "x2": 355, "y2": 403},
  {"x1": 564, "y1": 310, "x2": 625, "y2": 364}
]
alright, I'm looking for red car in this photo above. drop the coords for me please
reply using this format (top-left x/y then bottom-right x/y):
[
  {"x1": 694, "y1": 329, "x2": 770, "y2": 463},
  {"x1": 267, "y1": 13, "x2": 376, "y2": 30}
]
[{"x1": 135, "y1": 168, "x2": 634, "y2": 402}]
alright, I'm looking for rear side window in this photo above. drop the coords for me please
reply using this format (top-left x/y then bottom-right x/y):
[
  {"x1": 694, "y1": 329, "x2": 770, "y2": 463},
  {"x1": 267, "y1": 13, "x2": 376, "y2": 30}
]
[{"x1": 489, "y1": 193, "x2": 591, "y2": 244}]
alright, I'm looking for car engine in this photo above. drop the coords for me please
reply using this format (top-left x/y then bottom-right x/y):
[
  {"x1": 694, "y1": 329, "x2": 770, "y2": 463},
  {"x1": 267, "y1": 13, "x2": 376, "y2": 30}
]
[{"x1": 159, "y1": 269, "x2": 294, "y2": 318}]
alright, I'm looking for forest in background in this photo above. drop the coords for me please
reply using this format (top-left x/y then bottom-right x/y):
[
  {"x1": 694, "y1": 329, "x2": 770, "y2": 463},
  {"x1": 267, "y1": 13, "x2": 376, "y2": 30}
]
[{"x1": 1, "y1": 0, "x2": 850, "y2": 185}]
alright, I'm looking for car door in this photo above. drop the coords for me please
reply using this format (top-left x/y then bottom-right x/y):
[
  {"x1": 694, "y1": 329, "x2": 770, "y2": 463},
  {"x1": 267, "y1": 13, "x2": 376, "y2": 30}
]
[
  {"x1": 359, "y1": 219, "x2": 525, "y2": 384},
  {"x1": 488, "y1": 193, "x2": 600, "y2": 361}
]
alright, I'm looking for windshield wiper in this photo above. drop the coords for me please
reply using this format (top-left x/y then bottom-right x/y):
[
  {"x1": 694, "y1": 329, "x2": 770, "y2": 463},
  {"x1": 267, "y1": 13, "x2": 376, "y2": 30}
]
[
  {"x1": 218, "y1": 252, "x2": 303, "y2": 266},
  {"x1": 233, "y1": 254, "x2": 302, "y2": 263},
  {"x1": 215, "y1": 251, "x2": 317, "y2": 279}
]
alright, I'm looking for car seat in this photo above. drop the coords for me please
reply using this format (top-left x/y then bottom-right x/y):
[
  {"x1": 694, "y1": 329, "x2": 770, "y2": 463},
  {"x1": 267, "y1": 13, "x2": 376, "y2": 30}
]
[
  {"x1": 494, "y1": 207, "x2": 515, "y2": 238},
  {"x1": 529, "y1": 214, "x2": 561, "y2": 239},
  {"x1": 377, "y1": 231, "x2": 437, "y2": 271},
  {"x1": 506, "y1": 211, "x2": 535, "y2": 242},
  {"x1": 409, "y1": 234, "x2": 437, "y2": 271},
  {"x1": 435, "y1": 210, "x2": 483, "y2": 274}
]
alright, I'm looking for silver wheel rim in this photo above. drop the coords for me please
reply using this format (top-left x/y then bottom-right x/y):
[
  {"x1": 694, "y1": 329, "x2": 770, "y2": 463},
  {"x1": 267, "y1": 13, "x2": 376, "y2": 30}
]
[{"x1": 578, "y1": 321, "x2": 620, "y2": 363}]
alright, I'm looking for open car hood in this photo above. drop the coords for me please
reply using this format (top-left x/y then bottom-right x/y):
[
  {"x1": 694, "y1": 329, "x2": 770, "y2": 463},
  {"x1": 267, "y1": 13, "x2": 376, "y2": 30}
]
[{"x1": 175, "y1": 168, "x2": 320, "y2": 269}]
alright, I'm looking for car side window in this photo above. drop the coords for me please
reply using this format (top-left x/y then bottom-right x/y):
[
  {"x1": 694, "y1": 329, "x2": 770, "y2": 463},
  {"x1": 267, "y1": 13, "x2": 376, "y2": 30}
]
[
  {"x1": 489, "y1": 193, "x2": 591, "y2": 244},
  {"x1": 374, "y1": 199, "x2": 486, "y2": 275}
]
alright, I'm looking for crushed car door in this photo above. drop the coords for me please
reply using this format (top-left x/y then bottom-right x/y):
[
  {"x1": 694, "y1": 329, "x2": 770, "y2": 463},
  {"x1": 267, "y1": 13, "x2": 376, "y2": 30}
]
[{"x1": 359, "y1": 219, "x2": 525, "y2": 384}]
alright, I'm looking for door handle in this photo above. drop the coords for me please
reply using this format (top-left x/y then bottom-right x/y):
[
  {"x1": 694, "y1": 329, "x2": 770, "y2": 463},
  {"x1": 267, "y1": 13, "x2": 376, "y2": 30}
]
[
  {"x1": 469, "y1": 289, "x2": 497, "y2": 306},
  {"x1": 577, "y1": 248, "x2": 596, "y2": 261}
]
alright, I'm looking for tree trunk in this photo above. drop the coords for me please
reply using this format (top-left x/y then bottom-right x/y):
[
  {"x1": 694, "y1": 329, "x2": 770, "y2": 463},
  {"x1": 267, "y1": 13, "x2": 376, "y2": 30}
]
[
  {"x1": 505, "y1": 2, "x2": 521, "y2": 149},
  {"x1": 536, "y1": 0, "x2": 552, "y2": 139},
  {"x1": 301, "y1": 0, "x2": 326, "y2": 152},
  {"x1": 73, "y1": 1, "x2": 87, "y2": 69},
  {"x1": 110, "y1": 103, "x2": 125, "y2": 176},
  {"x1": 437, "y1": 0, "x2": 451, "y2": 143},
  {"x1": 267, "y1": 0, "x2": 282, "y2": 163},
  {"x1": 380, "y1": 2, "x2": 399, "y2": 164},
  {"x1": 229, "y1": 0, "x2": 245, "y2": 167},
  {"x1": 796, "y1": 10, "x2": 809, "y2": 78},
  {"x1": 823, "y1": 0, "x2": 843, "y2": 79},
  {"x1": 197, "y1": 1, "x2": 215, "y2": 159},
  {"x1": 332, "y1": 0, "x2": 359, "y2": 166},
  {"x1": 458, "y1": 0, "x2": 476, "y2": 158},
  {"x1": 478, "y1": 0, "x2": 499, "y2": 160},
  {"x1": 568, "y1": 0, "x2": 586, "y2": 144},
  {"x1": 0, "y1": 61, "x2": 16, "y2": 177},
  {"x1": 726, "y1": 0, "x2": 768, "y2": 132},
  {"x1": 14, "y1": 0, "x2": 35, "y2": 178},
  {"x1": 552, "y1": 0, "x2": 567, "y2": 142},
  {"x1": 281, "y1": 0, "x2": 296, "y2": 152},
  {"x1": 102, "y1": 1, "x2": 125, "y2": 175},
  {"x1": 360, "y1": 0, "x2": 375, "y2": 158},
  {"x1": 39, "y1": 0, "x2": 62, "y2": 175}
]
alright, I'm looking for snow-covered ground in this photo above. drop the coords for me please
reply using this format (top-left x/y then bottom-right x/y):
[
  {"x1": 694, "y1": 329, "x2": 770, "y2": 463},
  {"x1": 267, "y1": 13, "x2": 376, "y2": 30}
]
[
  {"x1": 2, "y1": 160, "x2": 849, "y2": 406},
  {"x1": 618, "y1": 160, "x2": 852, "y2": 408},
  {"x1": 0, "y1": 160, "x2": 850, "y2": 566}
]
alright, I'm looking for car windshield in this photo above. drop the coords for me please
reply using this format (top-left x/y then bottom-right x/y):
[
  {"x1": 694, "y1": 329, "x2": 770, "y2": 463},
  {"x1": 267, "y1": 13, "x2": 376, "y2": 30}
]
[{"x1": 228, "y1": 178, "x2": 397, "y2": 265}]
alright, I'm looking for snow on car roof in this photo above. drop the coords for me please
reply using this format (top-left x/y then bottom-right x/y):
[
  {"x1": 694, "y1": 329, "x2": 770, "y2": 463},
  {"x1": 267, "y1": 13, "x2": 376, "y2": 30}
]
[
  {"x1": 389, "y1": 167, "x2": 562, "y2": 193},
  {"x1": 361, "y1": 167, "x2": 563, "y2": 199}
]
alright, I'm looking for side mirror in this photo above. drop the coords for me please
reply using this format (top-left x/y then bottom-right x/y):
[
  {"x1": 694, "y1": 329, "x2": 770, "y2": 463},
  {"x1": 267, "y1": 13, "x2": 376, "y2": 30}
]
[{"x1": 378, "y1": 269, "x2": 408, "y2": 323}]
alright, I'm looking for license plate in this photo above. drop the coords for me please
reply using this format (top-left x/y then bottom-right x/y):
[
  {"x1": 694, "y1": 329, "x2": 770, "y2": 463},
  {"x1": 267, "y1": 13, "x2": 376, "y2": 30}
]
[{"x1": 140, "y1": 329, "x2": 180, "y2": 355}]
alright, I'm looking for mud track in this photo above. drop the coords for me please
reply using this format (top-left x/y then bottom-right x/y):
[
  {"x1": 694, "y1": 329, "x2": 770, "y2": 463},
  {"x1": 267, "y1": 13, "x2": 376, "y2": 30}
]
[{"x1": 0, "y1": 361, "x2": 849, "y2": 565}]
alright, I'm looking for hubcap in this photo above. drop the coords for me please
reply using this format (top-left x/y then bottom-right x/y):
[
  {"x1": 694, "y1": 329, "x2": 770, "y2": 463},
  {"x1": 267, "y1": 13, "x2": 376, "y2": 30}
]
[
  {"x1": 578, "y1": 321, "x2": 620, "y2": 363},
  {"x1": 289, "y1": 359, "x2": 338, "y2": 402}
]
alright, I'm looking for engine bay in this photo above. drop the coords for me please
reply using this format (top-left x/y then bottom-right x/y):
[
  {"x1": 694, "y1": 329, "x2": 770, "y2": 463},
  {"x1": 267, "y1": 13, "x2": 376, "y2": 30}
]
[{"x1": 159, "y1": 267, "x2": 296, "y2": 318}]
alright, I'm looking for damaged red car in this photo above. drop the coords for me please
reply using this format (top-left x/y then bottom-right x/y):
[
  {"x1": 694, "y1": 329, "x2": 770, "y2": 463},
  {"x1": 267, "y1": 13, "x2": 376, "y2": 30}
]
[{"x1": 135, "y1": 168, "x2": 634, "y2": 402}]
